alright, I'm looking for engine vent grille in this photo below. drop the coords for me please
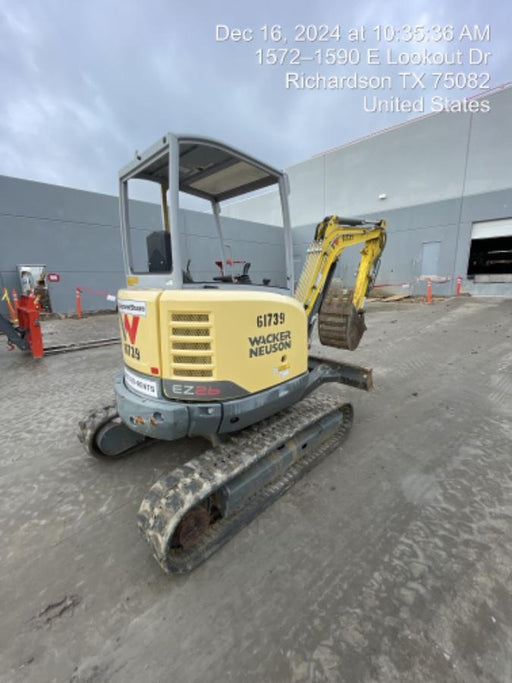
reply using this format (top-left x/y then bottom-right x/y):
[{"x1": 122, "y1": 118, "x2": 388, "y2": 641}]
[
  {"x1": 171, "y1": 313, "x2": 209, "y2": 322},
  {"x1": 172, "y1": 355, "x2": 212, "y2": 365},
  {"x1": 172, "y1": 341, "x2": 210, "y2": 351},
  {"x1": 171, "y1": 327, "x2": 210, "y2": 337},
  {"x1": 169, "y1": 311, "x2": 214, "y2": 378},
  {"x1": 173, "y1": 368, "x2": 214, "y2": 378}
]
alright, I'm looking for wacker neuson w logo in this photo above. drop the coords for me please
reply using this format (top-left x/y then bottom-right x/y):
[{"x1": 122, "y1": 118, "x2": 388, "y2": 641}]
[{"x1": 248, "y1": 331, "x2": 292, "y2": 358}]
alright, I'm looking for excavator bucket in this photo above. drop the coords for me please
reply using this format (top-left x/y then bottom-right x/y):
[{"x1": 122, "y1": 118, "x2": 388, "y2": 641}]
[{"x1": 318, "y1": 280, "x2": 367, "y2": 351}]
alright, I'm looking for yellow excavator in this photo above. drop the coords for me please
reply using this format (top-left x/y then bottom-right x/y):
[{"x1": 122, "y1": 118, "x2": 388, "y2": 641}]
[{"x1": 78, "y1": 134, "x2": 386, "y2": 573}]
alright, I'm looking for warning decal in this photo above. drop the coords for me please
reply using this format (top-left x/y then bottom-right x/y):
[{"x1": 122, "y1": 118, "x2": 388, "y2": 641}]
[{"x1": 118, "y1": 300, "x2": 147, "y2": 317}]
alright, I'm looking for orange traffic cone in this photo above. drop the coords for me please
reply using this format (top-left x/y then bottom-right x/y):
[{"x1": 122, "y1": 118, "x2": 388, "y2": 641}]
[
  {"x1": 455, "y1": 276, "x2": 462, "y2": 296},
  {"x1": 425, "y1": 278, "x2": 432, "y2": 304},
  {"x1": 75, "y1": 287, "x2": 82, "y2": 318}
]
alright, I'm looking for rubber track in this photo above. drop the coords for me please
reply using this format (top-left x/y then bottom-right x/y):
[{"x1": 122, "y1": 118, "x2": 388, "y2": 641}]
[
  {"x1": 77, "y1": 404, "x2": 152, "y2": 458},
  {"x1": 78, "y1": 404, "x2": 119, "y2": 457},
  {"x1": 137, "y1": 394, "x2": 353, "y2": 574}
]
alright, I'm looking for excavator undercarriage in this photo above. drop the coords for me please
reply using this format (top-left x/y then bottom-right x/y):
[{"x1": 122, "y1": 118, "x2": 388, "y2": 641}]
[
  {"x1": 78, "y1": 356, "x2": 371, "y2": 573},
  {"x1": 79, "y1": 376, "x2": 359, "y2": 573},
  {"x1": 140, "y1": 395, "x2": 353, "y2": 573}
]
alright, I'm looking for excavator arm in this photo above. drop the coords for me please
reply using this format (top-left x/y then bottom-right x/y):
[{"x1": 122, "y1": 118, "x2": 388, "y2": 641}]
[{"x1": 295, "y1": 215, "x2": 387, "y2": 350}]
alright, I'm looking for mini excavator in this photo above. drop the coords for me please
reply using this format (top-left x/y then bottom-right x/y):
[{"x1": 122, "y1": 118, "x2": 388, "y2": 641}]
[{"x1": 78, "y1": 134, "x2": 386, "y2": 573}]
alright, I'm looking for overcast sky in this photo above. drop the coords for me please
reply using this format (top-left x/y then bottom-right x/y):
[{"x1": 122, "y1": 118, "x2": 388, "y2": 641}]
[{"x1": 1, "y1": 0, "x2": 510, "y2": 199}]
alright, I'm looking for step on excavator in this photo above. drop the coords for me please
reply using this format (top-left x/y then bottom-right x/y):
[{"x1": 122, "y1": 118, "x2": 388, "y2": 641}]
[{"x1": 78, "y1": 134, "x2": 386, "y2": 573}]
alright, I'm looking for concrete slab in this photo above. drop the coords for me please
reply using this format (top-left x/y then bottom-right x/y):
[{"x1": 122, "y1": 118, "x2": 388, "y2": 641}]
[
  {"x1": 1, "y1": 297, "x2": 511, "y2": 682},
  {"x1": 40, "y1": 313, "x2": 120, "y2": 349}
]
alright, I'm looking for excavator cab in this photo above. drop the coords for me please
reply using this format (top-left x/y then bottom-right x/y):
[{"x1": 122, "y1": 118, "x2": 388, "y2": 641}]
[{"x1": 119, "y1": 134, "x2": 294, "y2": 293}]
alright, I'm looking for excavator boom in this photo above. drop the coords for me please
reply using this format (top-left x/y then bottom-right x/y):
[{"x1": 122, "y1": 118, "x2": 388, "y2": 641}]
[{"x1": 295, "y1": 215, "x2": 387, "y2": 349}]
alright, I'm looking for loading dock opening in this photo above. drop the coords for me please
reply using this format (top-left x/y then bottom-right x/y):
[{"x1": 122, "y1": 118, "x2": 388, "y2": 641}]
[{"x1": 467, "y1": 219, "x2": 512, "y2": 283}]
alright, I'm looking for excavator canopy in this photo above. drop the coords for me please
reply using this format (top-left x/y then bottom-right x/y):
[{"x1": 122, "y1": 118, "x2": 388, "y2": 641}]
[
  {"x1": 121, "y1": 135, "x2": 282, "y2": 202},
  {"x1": 118, "y1": 134, "x2": 293, "y2": 290}
]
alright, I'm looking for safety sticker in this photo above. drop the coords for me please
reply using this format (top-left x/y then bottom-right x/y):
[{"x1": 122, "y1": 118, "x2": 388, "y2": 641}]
[
  {"x1": 118, "y1": 300, "x2": 147, "y2": 317},
  {"x1": 124, "y1": 368, "x2": 158, "y2": 398}
]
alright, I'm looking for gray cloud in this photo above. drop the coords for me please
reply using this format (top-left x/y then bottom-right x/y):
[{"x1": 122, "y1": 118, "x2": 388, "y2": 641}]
[{"x1": 0, "y1": 0, "x2": 510, "y2": 198}]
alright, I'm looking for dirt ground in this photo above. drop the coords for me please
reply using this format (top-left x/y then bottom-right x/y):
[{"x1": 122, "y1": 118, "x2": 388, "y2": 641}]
[{"x1": 0, "y1": 297, "x2": 511, "y2": 682}]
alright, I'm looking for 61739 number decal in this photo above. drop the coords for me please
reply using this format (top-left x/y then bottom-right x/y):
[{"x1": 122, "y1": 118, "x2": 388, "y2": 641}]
[{"x1": 256, "y1": 312, "x2": 285, "y2": 327}]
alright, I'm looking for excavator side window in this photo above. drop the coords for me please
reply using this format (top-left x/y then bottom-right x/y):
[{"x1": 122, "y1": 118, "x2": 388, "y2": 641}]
[
  {"x1": 124, "y1": 178, "x2": 172, "y2": 274},
  {"x1": 147, "y1": 230, "x2": 172, "y2": 273}
]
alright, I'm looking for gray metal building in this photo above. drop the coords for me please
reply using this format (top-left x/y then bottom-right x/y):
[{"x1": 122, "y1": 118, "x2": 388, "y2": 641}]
[
  {"x1": 0, "y1": 178, "x2": 286, "y2": 314},
  {"x1": 225, "y1": 85, "x2": 512, "y2": 297},
  {"x1": 1, "y1": 84, "x2": 511, "y2": 315}
]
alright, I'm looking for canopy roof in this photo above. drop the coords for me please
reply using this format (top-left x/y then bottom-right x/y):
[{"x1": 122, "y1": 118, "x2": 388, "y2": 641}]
[{"x1": 126, "y1": 135, "x2": 281, "y2": 203}]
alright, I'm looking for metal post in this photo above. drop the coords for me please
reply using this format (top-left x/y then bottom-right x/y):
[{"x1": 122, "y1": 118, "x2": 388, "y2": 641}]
[
  {"x1": 161, "y1": 183, "x2": 170, "y2": 233},
  {"x1": 279, "y1": 174, "x2": 294, "y2": 294},
  {"x1": 119, "y1": 179, "x2": 132, "y2": 278},
  {"x1": 212, "y1": 201, "x2": 228, "y2": 277},
  {"x1": 168, "y1": 135, "x2": 183, "y2": 288}
]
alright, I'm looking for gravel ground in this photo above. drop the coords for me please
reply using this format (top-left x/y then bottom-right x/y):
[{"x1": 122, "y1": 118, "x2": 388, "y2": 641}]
[{"x1": 0, "y1": 296, "x2": 511, "y2": 683}]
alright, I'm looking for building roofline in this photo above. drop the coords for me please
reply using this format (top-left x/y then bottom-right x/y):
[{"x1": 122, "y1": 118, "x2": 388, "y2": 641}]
[{"x1": 311, "y1": 82, "x2": 512, "y2": 160}]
